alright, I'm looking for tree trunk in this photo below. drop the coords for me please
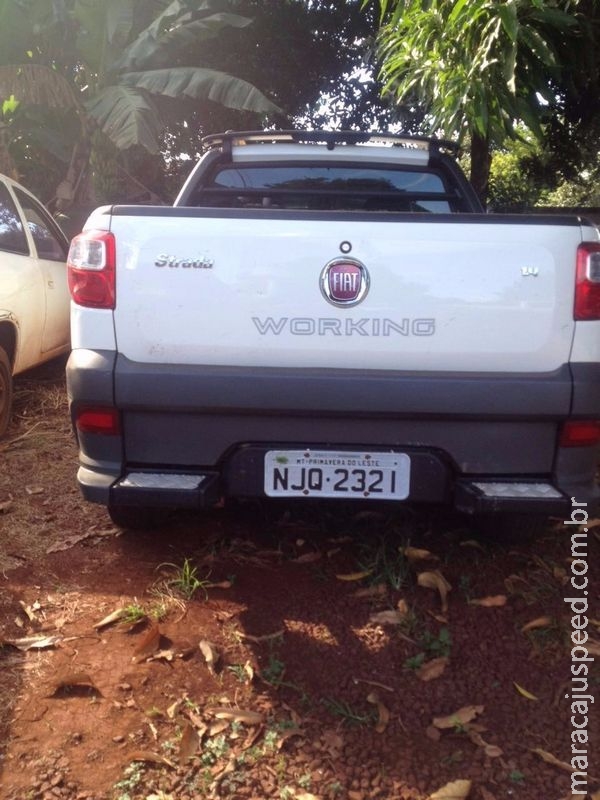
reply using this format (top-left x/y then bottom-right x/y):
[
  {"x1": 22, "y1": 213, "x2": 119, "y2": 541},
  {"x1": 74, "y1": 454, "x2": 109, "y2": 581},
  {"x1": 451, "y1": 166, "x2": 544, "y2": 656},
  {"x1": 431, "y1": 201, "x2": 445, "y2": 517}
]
[{"x1": 470, "y1": 131, "x2": 491, "y2": 207}]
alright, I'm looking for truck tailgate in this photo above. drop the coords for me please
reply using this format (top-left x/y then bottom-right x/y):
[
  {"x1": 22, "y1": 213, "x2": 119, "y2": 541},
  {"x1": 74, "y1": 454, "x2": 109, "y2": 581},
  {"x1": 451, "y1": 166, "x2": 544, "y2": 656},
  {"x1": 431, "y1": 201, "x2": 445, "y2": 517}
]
[{"x1": 109, "y1": 211, "x2": 580, "y2": 373}]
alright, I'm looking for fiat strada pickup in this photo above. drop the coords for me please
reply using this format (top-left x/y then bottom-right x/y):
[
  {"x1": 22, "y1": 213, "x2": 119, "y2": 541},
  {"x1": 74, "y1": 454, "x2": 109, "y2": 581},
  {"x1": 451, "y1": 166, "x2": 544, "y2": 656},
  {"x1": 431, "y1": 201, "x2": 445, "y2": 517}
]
[{"x1": 65, "y1": 130, "x2": 600, "y2": 528}]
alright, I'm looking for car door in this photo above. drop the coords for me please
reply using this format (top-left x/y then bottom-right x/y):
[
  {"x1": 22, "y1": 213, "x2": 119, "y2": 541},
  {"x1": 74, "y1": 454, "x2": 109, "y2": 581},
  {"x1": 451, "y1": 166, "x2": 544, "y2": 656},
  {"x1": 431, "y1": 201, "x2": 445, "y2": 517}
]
[
  {"x1": 0, "y1": 179, "x2": 45, "y2": 373},
  {"x1": 13, "y1": 187, "x2": 69, "y2": 354}
]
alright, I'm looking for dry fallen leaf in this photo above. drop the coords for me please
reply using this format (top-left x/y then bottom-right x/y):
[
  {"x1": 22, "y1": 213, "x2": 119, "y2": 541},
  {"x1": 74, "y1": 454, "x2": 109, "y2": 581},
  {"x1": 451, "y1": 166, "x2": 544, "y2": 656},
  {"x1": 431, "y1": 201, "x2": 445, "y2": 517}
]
[
  {"x1": 277, "y1": 726, "x2": 304, "y2": 749},
  {"x1": 397, "y1": 598, "x2": 409, "y2": 614},
  {"x1": 9, "y1": 635, "x2": 60, "y2": 651},
  {"x1": 433, "y1": 705, "x2": 484, "y2": 730},
  {"x1": 513, "y1": 682, "x2": 538, "y2": 701},
  {"x1": 93, "y1": 607, "x2": 131, "y2": 630},
  {"x1": 293, "y1": 551, "x2": 322, "y2": 564},
  {"x1": 132, "y1": 622, "x2": 161, "y2": 663},
  {"x1": 521, "y1": 616, "x2": 553, "y2": 633},
  {"x1": 367, "y1": 691, "x2": 391, "y2": 734},
  {"x1": 417, "y1": 570, "x2": 452, "y2": 613},
  {"x1": 207, "y1": 707, "x2": 264, "y2": 725},
  {"x1": 403, "y1": 546, "x2": 438, "y2": 563},
  {"x1": 0, "y1": 498, "x2": 13, "y2": 513},
  {"x1": 179, "y1": 722, "x2": 199, "y2": 763},
  {"x1": 417, "y1": 656, "x2": 448, "y2": 682},
  {"x1": 369, "y1": 609, "x2": 407, "y2": 626},
  {"x1": 166, "y1": 699, "x2": 182, "y2": 719},
  {"x1": 465, "y1": 727, "x2": 503, "y2": 758},
  {"x1": 427, "y1": 779, "x2": 471, "y2": 799},
  {"x1": 458, "y1": 539, "x2": 485, "y2": 551},
  {"x1": 148, "y1": 648, "x2": 175, "y2": 663},
  {"x1": 484, "y1": 744, "x2": 504, "y2": 758},
  {"x1": 336, "y1": 570, "x2": 372, "y2": 581},
  {"x1": 240, "y1": 629, "x2": 284, "y2": 643},
  {"x1": 468, "y1": 595, "x2": 507, "y2": 608},
  {"x1": 19, "y1": 600, "x2": 40, "y2": 622},
  {"x1": 352, "y1": 583, "x2": 387, "y2": 599},
  {"x1": 585, "y1": 637, "x2": 600, "y2": 657},
  {"x1": 208, "y1": 720, "x2": 230, "y2": 737},
  {"x1": 128, "y1": 751, "x2": 175, "y2": 768},
  {"x1": 530, "y1": 747, "x2": 576, "y2": 774},
  {"x1": 199, "y1": 640, "x2": 220, "y2": 674}
]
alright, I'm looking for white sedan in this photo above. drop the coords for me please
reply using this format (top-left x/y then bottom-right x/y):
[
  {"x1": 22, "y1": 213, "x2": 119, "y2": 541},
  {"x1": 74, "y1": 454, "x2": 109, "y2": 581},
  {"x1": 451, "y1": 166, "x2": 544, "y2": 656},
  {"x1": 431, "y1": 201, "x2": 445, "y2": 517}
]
[{"x1": 0, "y1": 173, "x2": 70, "y2": 436}]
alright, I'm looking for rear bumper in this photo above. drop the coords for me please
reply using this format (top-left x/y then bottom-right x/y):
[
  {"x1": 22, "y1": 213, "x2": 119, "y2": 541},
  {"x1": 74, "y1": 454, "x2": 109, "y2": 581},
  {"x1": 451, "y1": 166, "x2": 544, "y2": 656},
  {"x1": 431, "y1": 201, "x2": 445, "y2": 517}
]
[{"x1": 67, "y1": 349, "x2": 600, "y2": 515}]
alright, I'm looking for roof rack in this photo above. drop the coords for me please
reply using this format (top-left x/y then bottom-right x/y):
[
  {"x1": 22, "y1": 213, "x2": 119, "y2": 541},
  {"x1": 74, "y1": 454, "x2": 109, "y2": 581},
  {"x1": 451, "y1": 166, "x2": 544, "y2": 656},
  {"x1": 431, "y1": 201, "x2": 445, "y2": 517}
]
[{"x1": 201, "y1": 129, "x2": 459, "y2": 154}]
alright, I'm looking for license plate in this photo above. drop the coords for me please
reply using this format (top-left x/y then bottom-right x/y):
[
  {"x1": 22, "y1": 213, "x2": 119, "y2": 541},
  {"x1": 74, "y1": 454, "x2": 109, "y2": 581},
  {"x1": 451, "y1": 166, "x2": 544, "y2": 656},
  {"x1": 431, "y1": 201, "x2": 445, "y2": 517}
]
[{"x1": 264, "y1": 450, "x2": 410, "y2": 500}]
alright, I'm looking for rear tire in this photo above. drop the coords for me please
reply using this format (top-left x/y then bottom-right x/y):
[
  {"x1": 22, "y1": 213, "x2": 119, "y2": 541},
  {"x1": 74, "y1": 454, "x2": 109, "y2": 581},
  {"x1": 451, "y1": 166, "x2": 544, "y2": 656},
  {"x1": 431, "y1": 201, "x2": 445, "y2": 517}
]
[
  {"x1": 0, "y1": 347, "x2": 13, "y2": 439},
  {"x1": 108, "y1": 504, "x2": 169, "y2": 530}
]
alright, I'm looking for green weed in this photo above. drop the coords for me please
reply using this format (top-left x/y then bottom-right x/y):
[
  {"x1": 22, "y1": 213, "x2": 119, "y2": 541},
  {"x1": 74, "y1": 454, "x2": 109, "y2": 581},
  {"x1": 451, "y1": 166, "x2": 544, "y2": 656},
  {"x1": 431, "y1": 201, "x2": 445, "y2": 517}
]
[
  {"x1": 323, "y1": 697, "x2": 375, "y2": 726},
  {"x1": 357, "y1": 534, "x2": 410, "y2": 590},
  {"x1": 158, "y1": 557, "x2": 210, "y2": 600}
]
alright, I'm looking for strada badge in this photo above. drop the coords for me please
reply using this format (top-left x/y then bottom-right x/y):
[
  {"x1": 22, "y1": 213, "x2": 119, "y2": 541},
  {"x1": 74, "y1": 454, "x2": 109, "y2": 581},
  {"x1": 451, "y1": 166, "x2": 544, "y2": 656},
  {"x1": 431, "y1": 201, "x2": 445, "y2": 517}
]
[{"x1": 155, "y1": 254, "x2": 214, "y2": 269}]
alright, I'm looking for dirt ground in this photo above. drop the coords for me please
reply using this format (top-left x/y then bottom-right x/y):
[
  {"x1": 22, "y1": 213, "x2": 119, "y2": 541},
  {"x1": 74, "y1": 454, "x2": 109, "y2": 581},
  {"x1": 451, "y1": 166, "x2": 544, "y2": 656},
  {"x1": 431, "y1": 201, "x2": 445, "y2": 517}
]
[{"x1": 0, "y1": 357, "x2": 598, "y2": 800}]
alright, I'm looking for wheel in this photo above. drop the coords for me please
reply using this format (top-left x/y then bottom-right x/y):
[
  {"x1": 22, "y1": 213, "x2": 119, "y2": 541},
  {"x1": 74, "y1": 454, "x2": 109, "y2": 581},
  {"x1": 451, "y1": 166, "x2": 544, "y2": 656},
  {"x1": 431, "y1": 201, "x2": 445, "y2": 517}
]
[
  {"x1": 108, "y1": 504, "x2": 169, "y2": 530},
  {"x1": 0, "y1": 346, "x2": 13, "y2": 439}
]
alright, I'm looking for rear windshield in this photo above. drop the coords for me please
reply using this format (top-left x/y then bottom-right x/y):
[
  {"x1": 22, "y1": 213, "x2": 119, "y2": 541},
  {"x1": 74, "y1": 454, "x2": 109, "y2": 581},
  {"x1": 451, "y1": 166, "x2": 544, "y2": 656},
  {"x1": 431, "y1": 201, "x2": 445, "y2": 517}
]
[{"x1": 188, "y1": 162, "x2": 463, "y2": 213}]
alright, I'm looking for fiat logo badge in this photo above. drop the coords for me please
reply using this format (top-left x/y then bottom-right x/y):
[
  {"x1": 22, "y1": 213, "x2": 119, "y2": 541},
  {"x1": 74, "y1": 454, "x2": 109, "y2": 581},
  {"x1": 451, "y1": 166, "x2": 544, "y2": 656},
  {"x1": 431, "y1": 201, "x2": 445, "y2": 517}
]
[{"x1": 320, "y1": 258, "x2": 370, "y2": 307}]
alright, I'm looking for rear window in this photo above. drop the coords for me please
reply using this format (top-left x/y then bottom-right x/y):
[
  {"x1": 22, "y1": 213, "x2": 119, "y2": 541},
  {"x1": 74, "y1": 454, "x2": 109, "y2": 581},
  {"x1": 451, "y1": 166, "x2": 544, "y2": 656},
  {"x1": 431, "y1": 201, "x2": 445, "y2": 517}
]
[{"x1": 190, "y1": 163, "x2": 462, "y2": 213}]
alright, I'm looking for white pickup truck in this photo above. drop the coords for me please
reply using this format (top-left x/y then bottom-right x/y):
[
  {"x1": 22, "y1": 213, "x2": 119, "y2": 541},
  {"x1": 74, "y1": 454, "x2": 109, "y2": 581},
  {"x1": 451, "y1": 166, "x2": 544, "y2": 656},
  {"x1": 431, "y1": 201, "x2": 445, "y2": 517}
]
[
  {"x1": 0, "y1": 174, "x2": 70, "y2": 436},
  {"x1": 65, "y1": 130, "x2": 600, "y2": 529}
]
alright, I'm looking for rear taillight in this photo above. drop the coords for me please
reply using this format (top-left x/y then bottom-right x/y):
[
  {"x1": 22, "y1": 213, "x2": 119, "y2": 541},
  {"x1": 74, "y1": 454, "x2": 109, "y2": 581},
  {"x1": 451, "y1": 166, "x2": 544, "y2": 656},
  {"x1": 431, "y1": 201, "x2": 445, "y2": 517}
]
[
  {"x1": 75, "y1": 407, "x2": 120, "y2": 435},
  {"x1": 68, "y1": 230, "x2": 116, "y2": 309},
  {"x1": 559, "y1": 420, "x2": 600, "y2": 447},
  {"x1": 574, "y1": 242, "x2": 600, "y2": 320}
]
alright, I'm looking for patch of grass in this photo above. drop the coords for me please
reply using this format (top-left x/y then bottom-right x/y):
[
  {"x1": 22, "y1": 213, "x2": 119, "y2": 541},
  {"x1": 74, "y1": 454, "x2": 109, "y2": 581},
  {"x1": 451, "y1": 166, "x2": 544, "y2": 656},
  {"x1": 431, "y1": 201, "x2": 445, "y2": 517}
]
[
  {"x1": 122, "y1": 602, "x2": 146, "y2": 624},
  {"x1": 158, "y1": 557, "x2": 211, "y2": 600},
  {"x1": 422, "y1": 626, "x2": 452, "y2": 658},
  {"x1": 323, "y1": 697, "x2": 375, "y2": 726},
  {"x1": 201, "y1": 734, "x2": 230, "y2": 766},
  {"x1": 356, "y1": 533, "x2": 410, "y2": 591},
  {"x1": 509, "y1": 769, "x2": 526, "y2": 784},
  {"x1": 258, "y1": 646, "x2": 309, "y2": 701},
  {"x1": 403, "y1": 652, "x2": 426, "y2": 671},
  {"x1": 227, "y1": 663, "x2": 249, "y2": 683},
  {"x1": 113, "y1": 762, "x2": 145, "y2": 800},
  {"x1": 403, "y1": 626, "x2": 451, "y2": 670},
  {"x1": 262, "y1": 653, "x2": 286, "y2": 686}
]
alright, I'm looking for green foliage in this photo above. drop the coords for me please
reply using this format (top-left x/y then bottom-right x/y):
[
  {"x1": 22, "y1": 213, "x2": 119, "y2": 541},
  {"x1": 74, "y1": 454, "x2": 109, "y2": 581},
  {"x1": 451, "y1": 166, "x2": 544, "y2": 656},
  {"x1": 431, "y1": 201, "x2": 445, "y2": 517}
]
[
  {"x1": 159, "y1": 557, "x2": 210, "y2": 600},
  {"x1": 404, "y1": 626, "x2": 451, "y2": 670},
  {"x1": 375, "y1": 0, "x2": 580, "y2": 142},
  {"x1": 371, "y1": 0, "x2": 590, "y2": 200},
  {"x1": 0, "y1": 0, "x2": 279, "y2": 205},
  {"x1": 323, "y1": 697, "x2": 375, "y2": 726},
  {"x1": 487, "y1": 131, "x2": 547, "y2": 211}
]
